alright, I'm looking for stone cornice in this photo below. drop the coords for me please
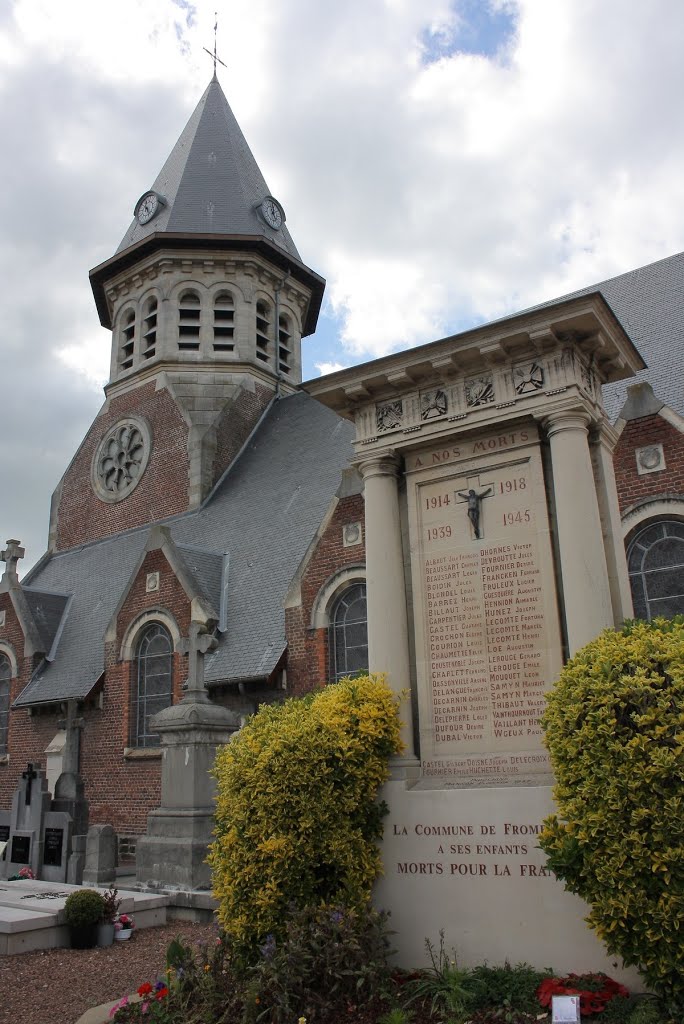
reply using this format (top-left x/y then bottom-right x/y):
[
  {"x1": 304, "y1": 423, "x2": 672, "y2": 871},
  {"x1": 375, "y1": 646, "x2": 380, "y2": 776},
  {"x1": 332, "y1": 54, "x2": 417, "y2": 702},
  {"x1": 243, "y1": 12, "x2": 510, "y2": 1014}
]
[
  {"x1": 90, "y1": 234, "x2": 325, "y2": 336},
  {"x1": 103, "y1": 359, "x2": 293, "y2": 402},
  {"x1": 303, "y1": 294, "x2": 645, "y2": 420}
]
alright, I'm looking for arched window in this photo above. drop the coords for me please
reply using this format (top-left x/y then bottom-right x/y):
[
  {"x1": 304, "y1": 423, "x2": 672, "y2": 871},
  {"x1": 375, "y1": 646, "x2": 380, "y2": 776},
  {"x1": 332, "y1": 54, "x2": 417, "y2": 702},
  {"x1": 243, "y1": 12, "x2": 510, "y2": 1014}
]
[
  {"x1": 119, "y1": 307, "x2": 136, "y2": 371},
  {"x1": 278, "y1": 314, "x2": 292, "y2": 376},
  {"x1": 627, "y1": 518, "x2": 684, "y2": 620},
  {"x1": 132, "y1": 623, "x2": 173, "y2": 747},
  {"x1": 329, "y1": 583, "x2": 368, "y2": 682},
  {"x1": 213, "y1": 290, "x2": 235, "y2": 352},
  {"x1": 255, "y1": 300, "x2": 271, "y2": 363},
  {"x1": 0, "y1": 653, "x2": 11, "y2": 756},
  {"x1": 142, "y1": 297, "x2": 158, "y2": 359},
  {"x1": 178, "y1": 289, "x2": 201, "y2": 350}
]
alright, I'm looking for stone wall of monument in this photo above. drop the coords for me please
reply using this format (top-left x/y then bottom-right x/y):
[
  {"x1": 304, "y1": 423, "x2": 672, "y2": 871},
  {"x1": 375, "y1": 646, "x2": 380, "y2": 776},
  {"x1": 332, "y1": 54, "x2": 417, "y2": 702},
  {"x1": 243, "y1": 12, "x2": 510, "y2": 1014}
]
[
  {"x1": 405, "y1": 425, "x2": 563, "y2": 787},
  {"x1": 53, "y1": 380, "x2": 190, "y2": 552}
]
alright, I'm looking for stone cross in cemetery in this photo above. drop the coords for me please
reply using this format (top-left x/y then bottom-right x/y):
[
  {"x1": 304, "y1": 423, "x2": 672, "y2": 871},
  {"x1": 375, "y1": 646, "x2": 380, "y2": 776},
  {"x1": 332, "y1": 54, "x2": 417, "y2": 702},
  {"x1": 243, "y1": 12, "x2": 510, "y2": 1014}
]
[
  {"x1": 305, "y1": 294, "x2": 644, "y2": 984},
  {"x1": 179, "y1": 620, "x2": 218, "y2": 701},
  {"x1": 52, "y1": 700, "x2": 88, "y2": 883},
  {"x1": 0, "y1": 539, "x2": 24, "y2": 582},
  {"x1": 3, "y1": 763, "x2": 52, "y2": 879}
]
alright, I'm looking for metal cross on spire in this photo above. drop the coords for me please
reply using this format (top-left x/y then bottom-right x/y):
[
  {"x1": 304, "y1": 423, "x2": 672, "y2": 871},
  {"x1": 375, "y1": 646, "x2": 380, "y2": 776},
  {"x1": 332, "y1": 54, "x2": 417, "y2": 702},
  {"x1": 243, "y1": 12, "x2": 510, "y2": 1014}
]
[{"x1": 203, "y1": 12, "x2": 228, "y2": 76}]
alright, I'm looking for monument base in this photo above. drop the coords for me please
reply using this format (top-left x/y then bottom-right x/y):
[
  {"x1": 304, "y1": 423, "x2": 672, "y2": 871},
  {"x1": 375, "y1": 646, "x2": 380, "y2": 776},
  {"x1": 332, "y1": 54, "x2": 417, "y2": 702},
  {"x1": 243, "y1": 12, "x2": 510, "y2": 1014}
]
[
  {"x1": 375, "y1": 778, "x2": 643, "y2": 989},
  {"x1": 136, "y1": 809, "x2": 217, "y2": 890}
]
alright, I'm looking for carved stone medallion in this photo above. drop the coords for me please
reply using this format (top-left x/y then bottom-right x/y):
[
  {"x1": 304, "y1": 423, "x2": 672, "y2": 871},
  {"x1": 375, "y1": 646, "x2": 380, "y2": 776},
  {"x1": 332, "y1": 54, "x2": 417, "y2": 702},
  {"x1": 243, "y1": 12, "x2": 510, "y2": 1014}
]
[
  {"x1": 420, "y1": 388, "x2": 448, "y2": 420},
  {"x1": 376, "y1": 400, "x2": 403, "y2": 432},
  {"x1": 464, "y1": 375, "x2": 494, "y2": 407},
  {"x1": 513, "y1": 362, "x2": 544, "y2": 394},
  {"x1": 91, "y1": 417, "x2": 152, "y2": 502}
]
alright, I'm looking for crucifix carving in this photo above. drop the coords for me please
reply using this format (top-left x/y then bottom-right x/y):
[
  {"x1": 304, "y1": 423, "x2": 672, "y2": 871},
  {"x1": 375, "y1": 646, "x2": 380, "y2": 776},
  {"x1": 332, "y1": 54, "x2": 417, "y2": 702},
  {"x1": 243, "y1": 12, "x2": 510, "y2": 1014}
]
[
  {"x1": 179, "y1": 622, "x2": 219, "y2": 703},
  {"x1": 456, "y1": 476, "x2": 494, "y2": 539},
  {"x1": 1, "y1": 539, "x2": 25, "y2": 582},
  {"x1": 22, "y1": 763, "x2": 38, "y2": 806}
]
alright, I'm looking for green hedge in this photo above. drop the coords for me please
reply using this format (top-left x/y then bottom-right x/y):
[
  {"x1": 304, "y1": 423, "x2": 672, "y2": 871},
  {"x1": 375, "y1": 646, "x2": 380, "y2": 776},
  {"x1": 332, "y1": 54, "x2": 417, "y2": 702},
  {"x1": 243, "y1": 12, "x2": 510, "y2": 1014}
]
[
  {"x1": 208, "y1": 674, "x2": 403, "y2": 958},
  {"x1": 539, "y1": 617, "x2": 684, "y2": 1013}
]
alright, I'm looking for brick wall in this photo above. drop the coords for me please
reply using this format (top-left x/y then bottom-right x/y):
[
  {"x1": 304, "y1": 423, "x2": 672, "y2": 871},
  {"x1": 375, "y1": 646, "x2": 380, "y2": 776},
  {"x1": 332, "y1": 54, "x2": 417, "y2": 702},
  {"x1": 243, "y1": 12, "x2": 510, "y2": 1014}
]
[
  {"x1": 54, "y1": 380, "x2": 190, "y2": 551},
  {"x1": 213, "y1": 381, "x2": 272, "y2": 487},
  {"x1": 286, "y1": 493, "x2": 365, "y2": 695},
  {"x1": 0, "y1": 589, "x2": 56, "y2": 807},
  {"x1": 613, "y1": 414, "x2": 684, "y2": 514},
  {"x1": 0, "y1": 548, "x2": 194, "y2": 837}
]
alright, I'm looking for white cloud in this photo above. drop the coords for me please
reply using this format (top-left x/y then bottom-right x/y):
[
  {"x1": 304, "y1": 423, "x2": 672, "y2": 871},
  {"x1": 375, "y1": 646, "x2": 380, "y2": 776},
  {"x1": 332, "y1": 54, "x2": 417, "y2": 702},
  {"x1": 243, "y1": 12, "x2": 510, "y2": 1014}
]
[
  {"x1": 2, "y1": 0, "x2": 684, "y2": 570},
  {"x1": 315, "y1": 361, "x2": 348, "y2": 377}
]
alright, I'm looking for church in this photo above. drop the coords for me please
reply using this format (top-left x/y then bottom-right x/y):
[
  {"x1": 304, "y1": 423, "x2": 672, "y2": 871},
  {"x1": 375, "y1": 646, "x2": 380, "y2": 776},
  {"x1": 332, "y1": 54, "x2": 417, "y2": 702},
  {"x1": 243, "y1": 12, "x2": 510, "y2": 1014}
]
[{"x1": 1, "y1": 72, "x2": 683, "y2": 871}]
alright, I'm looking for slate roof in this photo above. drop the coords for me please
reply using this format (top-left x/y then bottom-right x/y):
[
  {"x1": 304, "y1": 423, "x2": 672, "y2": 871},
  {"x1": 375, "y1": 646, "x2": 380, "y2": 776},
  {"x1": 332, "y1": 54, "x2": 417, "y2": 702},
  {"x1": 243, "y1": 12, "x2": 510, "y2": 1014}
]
[
  {"x1": 116, "y1": 76, "x2": 301, "y2": 261},
  {"x1": 16, "y1": 394, "x2": 354, "y2": 706},
  {"x1": 22, "y1": 589, "x2": 71, "y2": 659},
  {"x1": 524, "y1": 251, "x2": 684, "y2": 420}
]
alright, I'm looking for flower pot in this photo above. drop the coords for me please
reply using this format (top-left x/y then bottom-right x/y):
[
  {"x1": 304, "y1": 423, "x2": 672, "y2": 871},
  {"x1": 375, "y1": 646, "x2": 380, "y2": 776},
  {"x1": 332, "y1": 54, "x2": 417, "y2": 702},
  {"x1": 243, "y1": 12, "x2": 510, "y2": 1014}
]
[
  {"x1": 114, "y1": 927, "x2": 133, "y2": 941},
  {"x1": 97, "y1": 922, "x2": 115, "y2": 947},
  {"x1": 70, "y1": 924, "x2": 98, "y2": 949}
]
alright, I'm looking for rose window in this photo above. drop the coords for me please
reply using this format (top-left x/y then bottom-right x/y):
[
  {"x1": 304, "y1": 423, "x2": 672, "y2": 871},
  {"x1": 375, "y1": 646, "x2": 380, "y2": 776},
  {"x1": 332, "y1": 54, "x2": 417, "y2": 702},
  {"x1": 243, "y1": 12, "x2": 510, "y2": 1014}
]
[{"x1": 92, "y1": 418, "x2": 151, "y2": 502}]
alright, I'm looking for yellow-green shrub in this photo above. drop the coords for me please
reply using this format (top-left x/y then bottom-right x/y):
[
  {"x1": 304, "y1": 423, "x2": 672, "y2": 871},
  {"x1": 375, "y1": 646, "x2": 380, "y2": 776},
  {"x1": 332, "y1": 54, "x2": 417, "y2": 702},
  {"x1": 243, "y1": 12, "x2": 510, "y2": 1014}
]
[
  {"x1": 208, "y1": 674, "x2": 403, "y2": 957},
  {"x1": 539, "y1": 617, "x2": 684, "y2": 1012}
]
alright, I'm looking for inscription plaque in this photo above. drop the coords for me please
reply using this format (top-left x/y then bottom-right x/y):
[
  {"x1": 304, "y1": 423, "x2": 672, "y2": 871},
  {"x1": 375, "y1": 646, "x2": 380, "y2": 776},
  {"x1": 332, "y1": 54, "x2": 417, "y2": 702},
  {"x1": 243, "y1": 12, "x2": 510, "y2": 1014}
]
[
  {"x1": 43, "y1": 827, "x2": 64, "y2": 868},
  {"x1": 10, "y1": 834, "x2": 30, "y2": 865},
  {"x1": 408, "y1": 427, "x2": 563, "y2": 785}
]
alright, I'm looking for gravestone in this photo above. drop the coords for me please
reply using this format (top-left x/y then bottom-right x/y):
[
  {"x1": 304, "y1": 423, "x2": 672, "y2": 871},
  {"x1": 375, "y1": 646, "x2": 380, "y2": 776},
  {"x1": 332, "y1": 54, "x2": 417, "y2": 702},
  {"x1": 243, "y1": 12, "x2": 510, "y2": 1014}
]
[
  {"x1": 0, "y1": 809, "x2": 10, "y2": 875},
  {"x1": 6, "y1": 764, "x2": 52, "y2": 879},
  {"x1": 83, "y1": 824, "x2": 117, "y2": 886},
  {"x1": 307, "y1": 294, "x2": 643, "y2": 983},
  {"x1": 40, "y1": 811, "x2": 73, "y2": 884}
]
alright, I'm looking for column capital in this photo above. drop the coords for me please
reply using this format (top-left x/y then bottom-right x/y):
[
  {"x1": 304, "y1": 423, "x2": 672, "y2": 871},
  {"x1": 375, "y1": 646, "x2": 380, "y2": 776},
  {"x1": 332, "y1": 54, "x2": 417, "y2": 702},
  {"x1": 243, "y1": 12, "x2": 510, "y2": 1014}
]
[
  {"x1": 355, "y1": 450, "x2": 402, "y2": 481},
  {"x1": 542, "y1": 409, "x2": 591, "y2": 439},
  {"x1": 590, "y1": 417, "x2": 620, "y2": 452}
]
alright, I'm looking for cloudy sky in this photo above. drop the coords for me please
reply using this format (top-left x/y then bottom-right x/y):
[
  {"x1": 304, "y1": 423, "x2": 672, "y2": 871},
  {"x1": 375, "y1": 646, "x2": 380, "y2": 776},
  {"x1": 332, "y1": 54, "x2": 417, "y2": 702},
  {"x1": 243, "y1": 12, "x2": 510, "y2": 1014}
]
[{"x1": 2, "y1": 0, "x2": 684, "y2": 572}]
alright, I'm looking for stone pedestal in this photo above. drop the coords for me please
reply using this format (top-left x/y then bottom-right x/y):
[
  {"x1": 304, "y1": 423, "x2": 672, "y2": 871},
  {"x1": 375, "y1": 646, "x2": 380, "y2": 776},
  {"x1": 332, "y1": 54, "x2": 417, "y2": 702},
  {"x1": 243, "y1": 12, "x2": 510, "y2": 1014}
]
[{"x1": 136, "y1": 684, "x2": 238, "y2": 891}]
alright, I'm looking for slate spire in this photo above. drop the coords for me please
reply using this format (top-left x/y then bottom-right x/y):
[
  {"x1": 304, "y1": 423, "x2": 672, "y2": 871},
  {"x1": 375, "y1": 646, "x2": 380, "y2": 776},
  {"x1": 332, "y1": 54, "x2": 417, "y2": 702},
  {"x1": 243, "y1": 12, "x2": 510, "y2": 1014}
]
[{"x1": 116, "y1": 77, "x2": 301, "y2": 261}]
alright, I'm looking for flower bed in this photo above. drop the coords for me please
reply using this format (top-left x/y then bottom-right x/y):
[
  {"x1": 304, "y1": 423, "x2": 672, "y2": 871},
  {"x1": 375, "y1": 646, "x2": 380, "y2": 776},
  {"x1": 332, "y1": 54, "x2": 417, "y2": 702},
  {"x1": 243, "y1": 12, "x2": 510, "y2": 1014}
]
[{"x1": 106, "y1": 923, "x2": 672, "y2": 1024}]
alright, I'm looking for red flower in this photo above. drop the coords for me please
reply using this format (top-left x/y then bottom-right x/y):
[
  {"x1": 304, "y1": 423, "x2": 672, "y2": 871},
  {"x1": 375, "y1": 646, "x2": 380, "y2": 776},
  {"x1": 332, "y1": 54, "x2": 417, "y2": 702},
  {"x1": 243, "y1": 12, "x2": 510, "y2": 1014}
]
[
  {"x1": 137, "y1": 983, "x2": 153, "y2": 997},
  {"x1": 537, "y1": 973, "x2": 628, "y2": 1016},
  {"x1": 155, "y1": 986, "x2": 169, "y2": 1000}
]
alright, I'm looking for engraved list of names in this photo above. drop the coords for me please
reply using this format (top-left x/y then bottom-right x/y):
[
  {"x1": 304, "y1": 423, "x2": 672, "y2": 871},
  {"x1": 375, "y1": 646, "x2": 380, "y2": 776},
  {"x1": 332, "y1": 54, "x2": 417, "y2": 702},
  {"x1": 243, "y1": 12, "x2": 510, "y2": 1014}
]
[{"x1": 409, "y1": 431, "x2": 563, "y2": 783}]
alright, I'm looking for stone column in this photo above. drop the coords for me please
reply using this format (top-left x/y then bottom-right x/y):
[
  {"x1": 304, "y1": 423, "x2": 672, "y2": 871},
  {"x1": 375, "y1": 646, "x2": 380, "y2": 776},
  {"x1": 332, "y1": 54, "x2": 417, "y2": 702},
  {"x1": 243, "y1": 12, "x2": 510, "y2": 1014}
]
[
  {"x1": 590, "y1": 421, "x2": 634, "y2": 625},
  {"x1": 358, "y1": 452, "x2": 416, "y2": 763},
  {"x1": 544, "y1": 411, "x2": 614, "y2": 654}
]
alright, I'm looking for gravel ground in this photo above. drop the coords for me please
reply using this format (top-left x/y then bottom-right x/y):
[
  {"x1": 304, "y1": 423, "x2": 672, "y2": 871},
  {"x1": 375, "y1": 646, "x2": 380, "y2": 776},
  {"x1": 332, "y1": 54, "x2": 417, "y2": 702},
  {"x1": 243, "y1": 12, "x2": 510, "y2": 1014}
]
[{"x1": 0, "y1": 921, "x2": 216, "y2": 1024}]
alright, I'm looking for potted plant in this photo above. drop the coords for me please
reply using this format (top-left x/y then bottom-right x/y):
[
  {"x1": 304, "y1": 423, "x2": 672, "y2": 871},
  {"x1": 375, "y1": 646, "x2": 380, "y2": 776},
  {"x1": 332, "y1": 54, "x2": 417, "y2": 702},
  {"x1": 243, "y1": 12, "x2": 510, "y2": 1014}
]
[
  {"x1": 114, "y1": 912, "x2": 135, "y2": 941},
  {"x1": 97, "y1": 887, "x2": 120, "y2": 948},
  {"x1": 64, "y1": 889, "x2": 106, "y2": 949}
]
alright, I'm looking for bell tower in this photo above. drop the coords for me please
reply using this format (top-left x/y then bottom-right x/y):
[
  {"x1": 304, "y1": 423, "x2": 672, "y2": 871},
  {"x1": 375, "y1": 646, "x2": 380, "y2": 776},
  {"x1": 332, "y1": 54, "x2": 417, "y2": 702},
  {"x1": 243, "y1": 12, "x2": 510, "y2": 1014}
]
[{"x1": 49, "y1": 76, "x2": 325, "y2": 551}]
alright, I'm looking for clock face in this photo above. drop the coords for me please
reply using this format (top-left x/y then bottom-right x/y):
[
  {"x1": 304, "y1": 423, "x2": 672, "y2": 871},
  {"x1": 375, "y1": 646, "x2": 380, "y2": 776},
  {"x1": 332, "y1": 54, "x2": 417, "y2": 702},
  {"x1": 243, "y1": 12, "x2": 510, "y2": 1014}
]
[
  {"x1": 261, "y1": 196, "x2": 284, "y2": 230},
  {"x1": 136, "y1": 192, "x2": 160, "y2": 225}
]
